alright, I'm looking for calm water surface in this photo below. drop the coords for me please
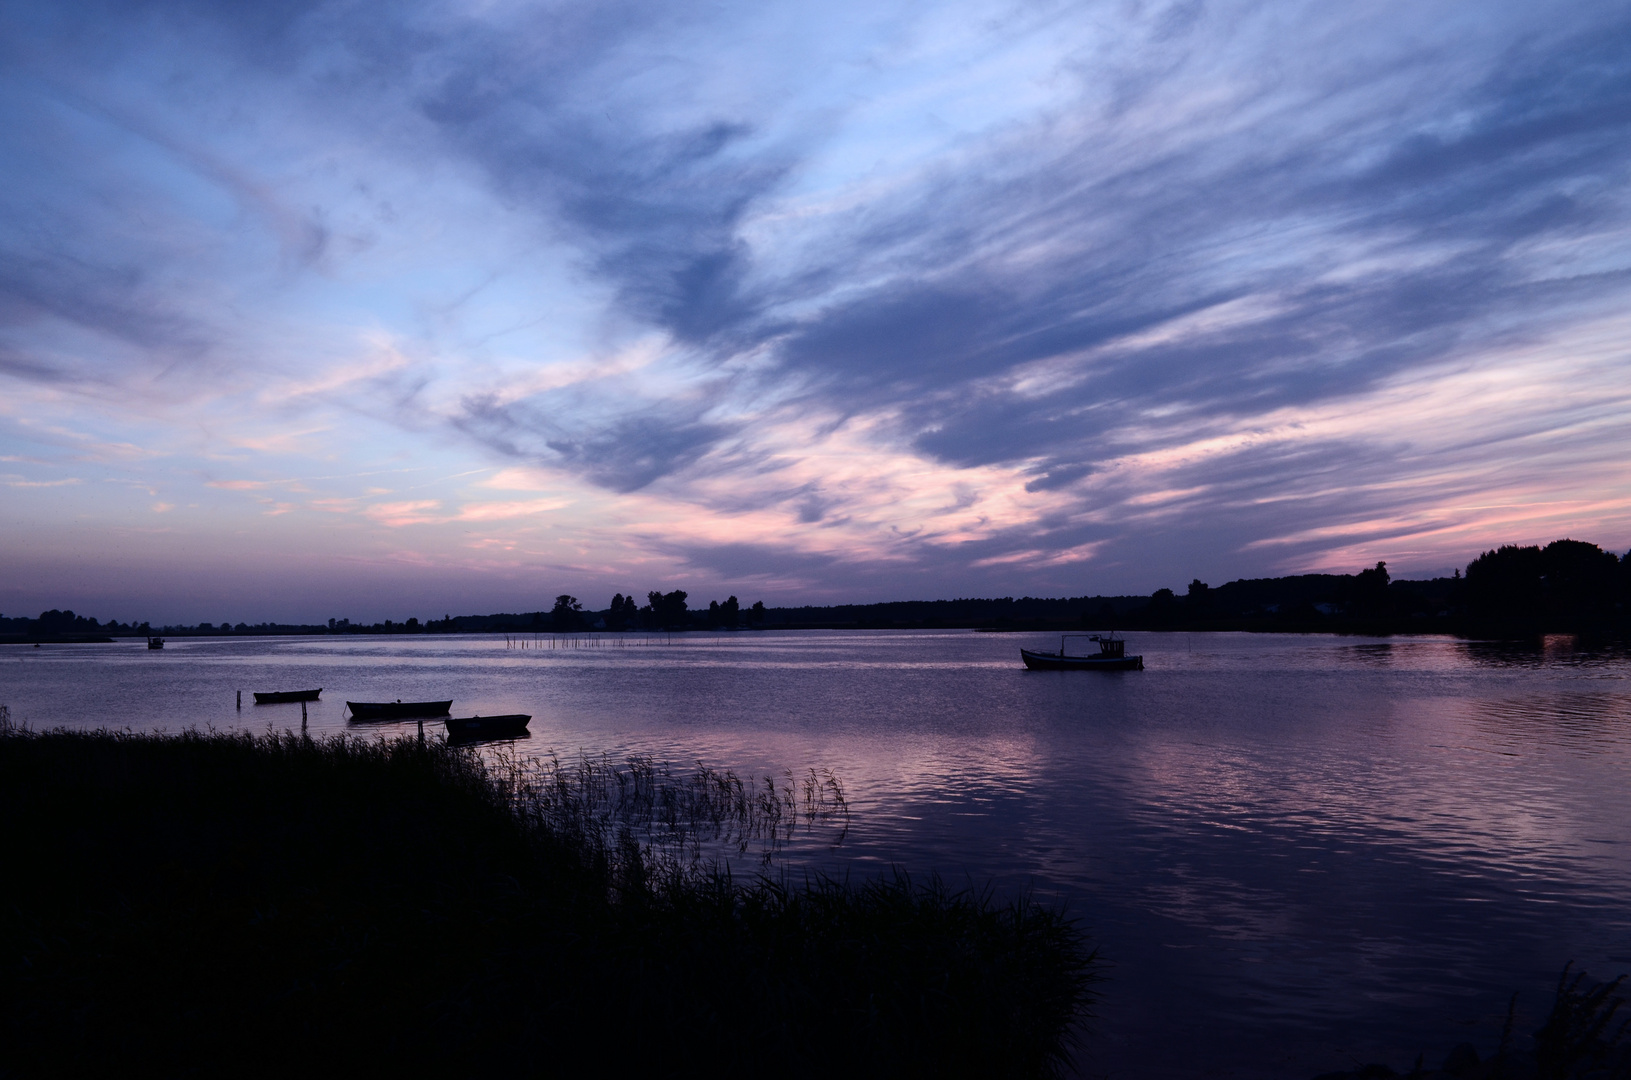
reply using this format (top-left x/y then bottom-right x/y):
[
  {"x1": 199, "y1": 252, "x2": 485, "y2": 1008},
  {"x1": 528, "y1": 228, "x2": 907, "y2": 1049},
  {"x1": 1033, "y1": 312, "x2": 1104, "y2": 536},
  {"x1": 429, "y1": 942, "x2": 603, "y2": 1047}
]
[{"x1": 5, "y1": 630, "x2": 1630, "y2": 1078}]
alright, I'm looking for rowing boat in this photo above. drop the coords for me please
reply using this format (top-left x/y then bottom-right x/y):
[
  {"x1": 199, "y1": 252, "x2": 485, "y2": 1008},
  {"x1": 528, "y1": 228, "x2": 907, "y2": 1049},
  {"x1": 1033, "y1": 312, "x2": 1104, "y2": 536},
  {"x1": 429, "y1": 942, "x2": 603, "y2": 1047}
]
[
  {"x1": 253, "y1": 688, "x2": 322, "y2": 704},
  {"x1": 445, "y1": 713, "x2": 531, "y2": 741},
  {"x1": 346, "y1": 699, "x2": 454, "y2": 720}
]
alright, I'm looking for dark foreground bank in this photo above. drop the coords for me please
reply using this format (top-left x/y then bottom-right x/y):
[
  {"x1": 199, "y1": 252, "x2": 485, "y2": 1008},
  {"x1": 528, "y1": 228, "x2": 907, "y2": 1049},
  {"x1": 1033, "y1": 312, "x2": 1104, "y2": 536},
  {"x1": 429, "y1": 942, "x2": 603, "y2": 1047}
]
[
  {"x1": 0, "y1": 714, "x2": 1094, "y2": 1078},
  {"x1": 1313, "y1": 965, "x2": 1630, "y2": 1079}
]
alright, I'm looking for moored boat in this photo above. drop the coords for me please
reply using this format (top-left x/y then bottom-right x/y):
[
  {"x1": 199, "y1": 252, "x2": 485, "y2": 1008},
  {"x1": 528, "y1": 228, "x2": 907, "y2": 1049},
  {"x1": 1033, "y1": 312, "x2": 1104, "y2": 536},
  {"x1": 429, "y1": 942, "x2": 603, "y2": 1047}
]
[
  {"x1": 445, "y1": 713, "x2": 531, "y2": 741},
  {"x1": 1021, "y1": 633, "x2": 1143, "y2": 671},
  {"x1": 147, "y1": 636, "x2": 165, "y2": 650},
  {"x1": 346, "y1": 699, "x2": 454, "y2": 721},
  {"x1": 253, "y1": 688, "x2": 322, "y2": 704}
]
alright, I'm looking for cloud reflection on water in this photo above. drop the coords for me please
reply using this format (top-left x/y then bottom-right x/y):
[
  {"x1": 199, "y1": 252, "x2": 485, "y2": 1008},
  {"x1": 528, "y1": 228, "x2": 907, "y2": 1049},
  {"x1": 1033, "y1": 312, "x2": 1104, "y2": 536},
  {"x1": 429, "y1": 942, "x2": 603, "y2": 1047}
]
[{"x1": 4, "y1": 630, "x2": 1629, "y2": 1077}]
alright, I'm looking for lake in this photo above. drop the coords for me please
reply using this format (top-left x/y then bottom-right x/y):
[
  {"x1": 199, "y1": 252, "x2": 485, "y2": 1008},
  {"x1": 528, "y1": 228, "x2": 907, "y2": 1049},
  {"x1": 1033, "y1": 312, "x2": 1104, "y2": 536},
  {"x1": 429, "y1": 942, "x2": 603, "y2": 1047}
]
[{"x1": 4, "y1": 629, "x2": 1629, "y2": 1078}]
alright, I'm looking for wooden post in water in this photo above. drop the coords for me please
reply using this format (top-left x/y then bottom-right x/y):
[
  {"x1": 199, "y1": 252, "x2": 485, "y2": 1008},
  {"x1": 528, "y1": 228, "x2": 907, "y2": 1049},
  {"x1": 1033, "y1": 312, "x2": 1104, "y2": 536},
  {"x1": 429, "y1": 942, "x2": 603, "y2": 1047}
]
[{"x1": 236, "y1": 690, "x2": 241, "y2": 709}]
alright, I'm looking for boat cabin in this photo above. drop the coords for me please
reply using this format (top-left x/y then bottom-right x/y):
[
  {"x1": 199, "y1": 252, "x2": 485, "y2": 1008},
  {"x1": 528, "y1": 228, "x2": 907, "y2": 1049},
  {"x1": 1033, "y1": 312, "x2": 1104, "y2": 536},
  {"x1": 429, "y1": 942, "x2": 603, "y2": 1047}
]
[{"x1": 1059, "y1": 633, "x2": 1124, "y2": 658}]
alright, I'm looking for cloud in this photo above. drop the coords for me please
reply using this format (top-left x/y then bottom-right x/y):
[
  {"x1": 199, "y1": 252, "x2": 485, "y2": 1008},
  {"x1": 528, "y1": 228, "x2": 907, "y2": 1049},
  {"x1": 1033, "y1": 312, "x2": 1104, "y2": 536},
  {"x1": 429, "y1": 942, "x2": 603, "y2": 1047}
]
[
  {"x1": 3, "y1": 0, "x2": 1630, "y2": 613},
  {"x1": 2, "y1": 474, "x2": 82, "y2": 487},
  {"x1": 363, "y1": 500, "x2": 441, "y2": 527},
  {"x1": 455, "y1": 390, "x2": 737, "y2": 493},
  {"x1": 455, "y1": 497, "x2": 570, "y2": 522}
]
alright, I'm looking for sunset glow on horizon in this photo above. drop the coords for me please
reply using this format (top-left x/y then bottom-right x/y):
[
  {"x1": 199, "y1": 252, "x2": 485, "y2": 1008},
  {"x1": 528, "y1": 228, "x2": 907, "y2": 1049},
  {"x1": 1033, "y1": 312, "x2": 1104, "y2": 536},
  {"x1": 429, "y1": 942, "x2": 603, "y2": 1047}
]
[{"x1": 3, "y1": 0, "x2": 1630, "y2": 623}]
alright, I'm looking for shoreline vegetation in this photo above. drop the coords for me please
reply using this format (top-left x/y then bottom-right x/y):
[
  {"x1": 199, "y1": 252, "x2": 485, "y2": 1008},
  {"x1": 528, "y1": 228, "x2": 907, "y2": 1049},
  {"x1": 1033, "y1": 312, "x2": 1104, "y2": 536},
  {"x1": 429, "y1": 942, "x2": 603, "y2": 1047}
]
[
  {"x1": 0, "y1": 712, "x2": 1095, "y2": 1077},
  {"x1": 1315, "y1": 966, "x2": 1629, "y2": 1079},
  {"x1": 3, "y1": 538, "x2": 1627, "y2": 646}
]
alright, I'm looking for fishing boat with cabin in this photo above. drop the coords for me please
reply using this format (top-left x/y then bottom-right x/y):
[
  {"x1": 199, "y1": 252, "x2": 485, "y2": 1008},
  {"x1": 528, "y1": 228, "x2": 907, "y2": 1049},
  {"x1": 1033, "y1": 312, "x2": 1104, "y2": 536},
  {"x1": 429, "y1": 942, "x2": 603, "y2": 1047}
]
[{"x1": 1020, "y1": 633, "x2": 1143, "y2": 671}]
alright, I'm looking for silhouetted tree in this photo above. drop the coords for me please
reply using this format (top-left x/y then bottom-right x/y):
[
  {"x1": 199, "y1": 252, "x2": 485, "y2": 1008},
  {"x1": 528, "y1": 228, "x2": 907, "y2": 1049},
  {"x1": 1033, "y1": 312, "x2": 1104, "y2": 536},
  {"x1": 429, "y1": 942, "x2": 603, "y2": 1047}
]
[
  {"x1": 645, "y1": 590, "x2": 689, "y2": 629},
  {"x1": 1463, "y1": 540, "x2": 1621, "y2": 629},
  {"x1": 36, "y1": 610, "x2": 90, "y2": 633},
  {"x1": 1348, "y1": 561, "x2": 1390, "y2": 618},
  {"x1": 1539, "y1": 539, "x2": 1619, "y2": 622},
  {"x1": 1186, "y1": 579, "x2": 1211, "y2": 611},
  {"x1": 707, "y1": 596, "x2": 740, "y2": 628},
  {"x1": 1146, "y1": 588, "x2": 1176, "y2": 627},
  {"x1": 747, "y1": 600, "x2": 767, "y2": 625},
  {"x1": 1466, "y1": 545, "x2": 1545, "y2": 622},
  {"x1": 551, "y1": 595, "x2": 584, "y2": 631}
]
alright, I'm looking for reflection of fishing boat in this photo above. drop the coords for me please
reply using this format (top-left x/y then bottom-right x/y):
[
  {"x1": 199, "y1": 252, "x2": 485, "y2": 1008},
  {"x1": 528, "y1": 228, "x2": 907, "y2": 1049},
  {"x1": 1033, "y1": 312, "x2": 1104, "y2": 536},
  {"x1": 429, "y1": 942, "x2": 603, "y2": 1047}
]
[
  {"x1": 254, "y1": 689, "x2": 322, "y2": 704},
  {"x1": 445, "y1": 714, "x2": 531, "y2": 741},
  {"x1": 346, "y1": 699, "x2": 453, "y2": 720},
  {"x1": 147, "y1": 636, "x2": 165, "y2": 650},
  {"x1": 1021, "y1": 633, "x2": 1143, "y2": 671}
]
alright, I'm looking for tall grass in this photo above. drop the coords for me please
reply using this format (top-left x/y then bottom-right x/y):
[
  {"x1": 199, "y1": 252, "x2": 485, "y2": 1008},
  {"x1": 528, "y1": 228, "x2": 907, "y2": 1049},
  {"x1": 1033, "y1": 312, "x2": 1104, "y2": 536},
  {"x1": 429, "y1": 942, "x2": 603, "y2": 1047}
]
[
  {"x1": 499, "y1": 749, "x2": 849, "y2": 877},
  {"x1": 1313, "y1": 965, "x2": 1629, "y2": 1079},
  {"x1": 0, "y1": 713, "x2": 1095, "y2": 1077},
  {"x1": 1532, "y1": 964, "x2": 1629, "y2": 1079}
]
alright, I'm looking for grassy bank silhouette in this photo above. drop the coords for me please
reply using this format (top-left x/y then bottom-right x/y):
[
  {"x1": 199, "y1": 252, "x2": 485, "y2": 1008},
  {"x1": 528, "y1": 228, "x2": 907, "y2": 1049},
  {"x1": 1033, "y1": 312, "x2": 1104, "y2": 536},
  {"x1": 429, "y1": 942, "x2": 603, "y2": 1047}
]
[{"x1": 0, "y1": 713, "x2": 1094, "y2": 1077}]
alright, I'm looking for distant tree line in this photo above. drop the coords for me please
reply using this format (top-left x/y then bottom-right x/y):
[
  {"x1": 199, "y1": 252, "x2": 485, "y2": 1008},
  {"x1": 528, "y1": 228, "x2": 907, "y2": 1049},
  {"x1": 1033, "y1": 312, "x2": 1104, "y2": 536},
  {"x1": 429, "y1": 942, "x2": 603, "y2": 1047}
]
[
  {"x1": 559, "y1": 590, "x2": 768, "y2": 631},
  {"x1": 1114, "y1": 538, "x2": 1630, "y2": 635},
  {"x1": 705, "y1": 538, "x2": 1630, "y2": 637},
  {"x1": 5, "y1": 538, "x2": 1626, "y2": 641}
]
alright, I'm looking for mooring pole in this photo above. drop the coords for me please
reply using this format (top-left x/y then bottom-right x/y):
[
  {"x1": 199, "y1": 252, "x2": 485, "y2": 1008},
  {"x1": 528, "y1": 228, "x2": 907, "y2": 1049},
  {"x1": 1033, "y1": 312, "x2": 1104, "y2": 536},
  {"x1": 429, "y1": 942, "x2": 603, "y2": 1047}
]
[{"x1": 236, "y1": 690, "x2": 241, "y2": 709}]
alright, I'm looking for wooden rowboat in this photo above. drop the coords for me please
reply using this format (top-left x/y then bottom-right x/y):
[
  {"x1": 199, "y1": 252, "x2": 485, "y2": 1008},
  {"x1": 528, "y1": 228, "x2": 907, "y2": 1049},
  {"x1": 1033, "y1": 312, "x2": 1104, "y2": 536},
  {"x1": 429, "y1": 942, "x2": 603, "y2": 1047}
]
[
  {"x1": 1021, "y1": 633, "x2": 1143, "y2": 671},
  {"x1": 253, "y1": 688, "x2": 322, "y2": 704},
  {"x1": 346, "y1": 699, "x2": 454, "y2": 721},
  {"x1": 445, "y1": 714, "x2": 531, "y2": 741}
]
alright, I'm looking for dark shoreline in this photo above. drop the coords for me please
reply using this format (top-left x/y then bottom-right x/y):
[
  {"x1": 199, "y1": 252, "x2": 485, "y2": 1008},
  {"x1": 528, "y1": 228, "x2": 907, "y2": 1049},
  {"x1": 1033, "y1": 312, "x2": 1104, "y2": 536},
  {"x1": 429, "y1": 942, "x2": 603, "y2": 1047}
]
[
  {"x1": 0, "y1": 717, "x2": 1094, "y2": 1077},
  {"x1": 6, "y1": 623, "x2": 1626, "y2": 647},
  {"x1": 7, "y1": 536, "x2": 1625, "y2": 643}
]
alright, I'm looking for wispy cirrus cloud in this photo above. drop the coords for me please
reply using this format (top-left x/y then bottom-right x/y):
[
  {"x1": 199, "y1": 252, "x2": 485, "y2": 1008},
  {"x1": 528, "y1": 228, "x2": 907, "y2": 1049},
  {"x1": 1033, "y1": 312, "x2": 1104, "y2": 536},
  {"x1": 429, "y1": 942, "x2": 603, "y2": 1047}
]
[
  {"x1": 1, "y1": 0, "x2": 1629, "y2": 620},
  {"x1": 2, "y1": 474, "x2": 81, "y2": 487}
]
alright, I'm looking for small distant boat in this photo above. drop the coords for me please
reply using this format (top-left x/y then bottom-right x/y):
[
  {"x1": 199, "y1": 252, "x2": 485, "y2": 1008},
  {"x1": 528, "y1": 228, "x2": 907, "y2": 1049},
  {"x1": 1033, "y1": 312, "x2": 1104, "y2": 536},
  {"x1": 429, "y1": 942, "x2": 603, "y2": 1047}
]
[
  {"x1": 147, "y1": 636, "x2": 165, "y2": 650},
  {"x1": 445, "y1": 714, "x2": 531, "y2": 741},
  {"x1": 253, "y1": 688, "x2": 322, "y2": 704},
  {"x1": 346, "y1": 699, "x2": 454, "y2": 721},
  {"x1": 1021, "y1": 633, "x2": 1143, "y2": 671}
]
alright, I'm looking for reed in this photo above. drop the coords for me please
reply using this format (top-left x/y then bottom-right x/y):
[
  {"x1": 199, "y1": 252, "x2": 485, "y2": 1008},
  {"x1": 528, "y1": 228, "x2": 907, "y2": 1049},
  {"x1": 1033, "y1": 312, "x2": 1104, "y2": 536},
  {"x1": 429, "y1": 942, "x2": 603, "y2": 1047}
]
[
  {"x1": 1313, "y1": 964, "x2": 1629, "y2": 1079},
  {"x1": 495, "y1": 749, "x2": 850, "y2": 876},
  {"x1": 0, "y1": 713, "x2": 1094, "y2": 1077},
  {"x1": 1532, "y1": 964, "x2": 1629, "y2": 1079}
]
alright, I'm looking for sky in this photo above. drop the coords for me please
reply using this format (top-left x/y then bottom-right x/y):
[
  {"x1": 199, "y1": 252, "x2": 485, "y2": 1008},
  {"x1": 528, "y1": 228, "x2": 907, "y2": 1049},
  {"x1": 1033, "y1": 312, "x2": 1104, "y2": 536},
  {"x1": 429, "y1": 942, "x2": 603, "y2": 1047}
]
[{"x1": 2, "y1": 0, "x2": 1630, "y2": 624}]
